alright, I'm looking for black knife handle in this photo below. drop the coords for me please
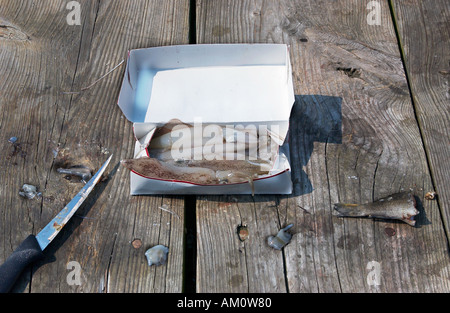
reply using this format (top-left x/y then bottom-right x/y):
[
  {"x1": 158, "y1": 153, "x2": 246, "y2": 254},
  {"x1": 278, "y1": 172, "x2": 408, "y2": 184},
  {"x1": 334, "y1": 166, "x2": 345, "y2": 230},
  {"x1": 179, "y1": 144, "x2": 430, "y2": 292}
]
[{"x1": 0, "y1": 235, "x2": 44, "y2": 293}]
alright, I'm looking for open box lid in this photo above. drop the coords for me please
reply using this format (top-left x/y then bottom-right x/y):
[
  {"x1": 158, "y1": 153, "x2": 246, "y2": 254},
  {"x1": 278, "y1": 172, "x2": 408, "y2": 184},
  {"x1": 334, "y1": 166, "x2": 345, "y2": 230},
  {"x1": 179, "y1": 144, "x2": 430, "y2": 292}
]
[{"x1": 117, "y1": 44, "x2": 295, "y2": 146}]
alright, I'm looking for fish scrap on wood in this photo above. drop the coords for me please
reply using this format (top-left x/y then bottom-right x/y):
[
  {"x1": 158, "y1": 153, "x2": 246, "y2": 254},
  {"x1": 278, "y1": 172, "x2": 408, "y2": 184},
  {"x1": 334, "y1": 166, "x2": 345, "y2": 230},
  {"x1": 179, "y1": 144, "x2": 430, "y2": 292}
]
[
  {"x1": 267, "y1": 224, "x2": 294, "y2": 250},
  {"x1": 334, "y1": 192, "x2": 419, "y2": 226}
]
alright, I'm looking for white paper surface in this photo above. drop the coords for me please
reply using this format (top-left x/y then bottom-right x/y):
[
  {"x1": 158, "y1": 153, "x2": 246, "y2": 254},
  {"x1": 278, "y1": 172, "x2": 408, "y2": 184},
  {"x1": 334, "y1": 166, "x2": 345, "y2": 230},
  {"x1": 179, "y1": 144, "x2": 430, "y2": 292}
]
[{"x1": 144, "y1": 65, "x2": 291, "y2": 124}]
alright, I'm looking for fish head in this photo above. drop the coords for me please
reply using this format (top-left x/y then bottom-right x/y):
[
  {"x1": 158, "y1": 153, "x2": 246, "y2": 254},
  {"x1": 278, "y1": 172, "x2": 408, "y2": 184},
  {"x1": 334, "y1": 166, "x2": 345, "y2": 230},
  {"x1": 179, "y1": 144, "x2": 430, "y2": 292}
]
[{"x1": 401, "y1": 206, "x2": 420, "y2": 226}]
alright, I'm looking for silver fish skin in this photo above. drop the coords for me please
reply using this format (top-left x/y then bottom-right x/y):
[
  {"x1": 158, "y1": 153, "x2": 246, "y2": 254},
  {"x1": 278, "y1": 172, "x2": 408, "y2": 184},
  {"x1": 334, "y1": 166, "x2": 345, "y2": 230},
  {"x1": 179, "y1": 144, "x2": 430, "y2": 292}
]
[
  {"x1": 334, "y1": 192, "x2": 419, "y2": 226},
  {"x1": 57, "y1": 166, "x2": 92, "y2": 183},
  {"x1": 267, "y1": 224, "x2": 294, "y2": 250}
]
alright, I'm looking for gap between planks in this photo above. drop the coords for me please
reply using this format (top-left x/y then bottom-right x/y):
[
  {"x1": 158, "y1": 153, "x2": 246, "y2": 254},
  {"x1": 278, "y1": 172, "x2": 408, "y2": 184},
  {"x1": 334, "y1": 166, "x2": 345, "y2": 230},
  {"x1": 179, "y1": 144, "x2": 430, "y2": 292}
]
[
  {"x1": 182, "y1": 2, "x2": 199, "y2": 293},
  {"x1": 183, "y1": 195, "x2": 197, "y2": 293}
]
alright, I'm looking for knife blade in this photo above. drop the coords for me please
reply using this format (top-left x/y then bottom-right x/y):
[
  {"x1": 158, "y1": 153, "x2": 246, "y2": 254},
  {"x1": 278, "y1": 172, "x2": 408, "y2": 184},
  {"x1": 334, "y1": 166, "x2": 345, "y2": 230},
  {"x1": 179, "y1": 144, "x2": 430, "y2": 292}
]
[{"x1": 0, "y1": 155, "x2": 113, "y2": 293}]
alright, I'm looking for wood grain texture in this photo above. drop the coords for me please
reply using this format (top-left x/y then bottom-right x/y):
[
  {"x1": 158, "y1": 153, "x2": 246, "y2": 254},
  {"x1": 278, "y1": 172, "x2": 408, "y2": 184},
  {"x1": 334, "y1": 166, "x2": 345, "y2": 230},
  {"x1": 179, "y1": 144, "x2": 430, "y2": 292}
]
[
  {"x1": 0, "y1": 0, "x2": 190, "y2": 292},
  {"x1": 196, "y1": 196, "x2": 288, "y2": 292},
  {"x1": 1, "y1": 0, "x2": 448, "y2": 294},
  {"x1": 195, "y1": 0, "x2": 449, "y2": 292},
  {"x1": 390, "y1": 0, "x2": 450, "y2": 239}
]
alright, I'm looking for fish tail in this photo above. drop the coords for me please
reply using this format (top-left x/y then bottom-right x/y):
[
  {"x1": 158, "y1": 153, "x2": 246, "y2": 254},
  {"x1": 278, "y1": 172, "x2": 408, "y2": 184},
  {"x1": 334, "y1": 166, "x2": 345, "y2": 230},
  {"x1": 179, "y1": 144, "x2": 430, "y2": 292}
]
[{"x1": 333, "y1": 203, "x2": 366, "y2": 217}]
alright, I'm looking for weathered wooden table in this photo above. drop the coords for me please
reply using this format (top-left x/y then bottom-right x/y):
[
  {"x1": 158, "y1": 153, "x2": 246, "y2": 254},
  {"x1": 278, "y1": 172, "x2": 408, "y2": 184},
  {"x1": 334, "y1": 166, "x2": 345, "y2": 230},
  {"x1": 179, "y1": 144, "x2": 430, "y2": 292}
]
[{"x1": 1, "y1": 0, "x2": 449, "y2": 293}]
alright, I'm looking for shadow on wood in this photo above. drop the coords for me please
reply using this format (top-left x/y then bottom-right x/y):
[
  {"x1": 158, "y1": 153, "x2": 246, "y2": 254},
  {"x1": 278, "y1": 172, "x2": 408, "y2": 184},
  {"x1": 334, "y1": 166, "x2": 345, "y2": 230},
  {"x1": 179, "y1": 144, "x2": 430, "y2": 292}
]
[
  {"x1": 289, "y1": 95, "x2": 342, "y2": 197},
  {"x1": 413, "y1": 195, "x2": 432, "y2": 227}
]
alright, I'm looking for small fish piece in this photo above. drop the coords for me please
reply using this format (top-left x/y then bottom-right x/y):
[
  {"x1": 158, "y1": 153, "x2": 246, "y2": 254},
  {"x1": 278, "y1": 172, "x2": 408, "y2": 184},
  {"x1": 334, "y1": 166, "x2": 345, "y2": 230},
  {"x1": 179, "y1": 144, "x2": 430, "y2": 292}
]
[
  {"x1": 57, "y1": 165, "x2": 93, "y2": 183},
  {"x1": 8, "y1": 137, "x2": 18, "y2": 144},
  {"x1": 145, "y1": 245, "x2": 169, "y2": 266},
  {"x1": 237, "y1": 225, "x2": 249, "y2": 242},
  {"x1": 424, "y1": 191, "x2": 436, "y2": 200},
  {"x1": 334, "y1": 192, "x2": 419, "y2": 226},
  {"x1": 19, "y1": 184, "x2": 41, "y2": 199},
  {"x1": 267, "y1": 224, "x2": 294, "y2": 250}
]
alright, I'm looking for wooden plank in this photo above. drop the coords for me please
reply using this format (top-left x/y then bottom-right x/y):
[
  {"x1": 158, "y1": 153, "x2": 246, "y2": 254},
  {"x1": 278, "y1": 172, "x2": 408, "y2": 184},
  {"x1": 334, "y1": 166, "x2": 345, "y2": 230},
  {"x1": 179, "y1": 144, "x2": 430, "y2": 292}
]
[
  {"x1": 195, "y1": 0, "x2": 450, "y2": 292},
  {"x1": 0, "y1": 0, "x2": 190, "y2": 292},
  {"x1": 196, "y1": 195, "x2": 288, "y2": 292},
  {"x1": 390, "y1": 0, "x2": 450, "y2": 240},
  {"x1": 195, "y1": 1, "x2": 290, "y2": 293}
]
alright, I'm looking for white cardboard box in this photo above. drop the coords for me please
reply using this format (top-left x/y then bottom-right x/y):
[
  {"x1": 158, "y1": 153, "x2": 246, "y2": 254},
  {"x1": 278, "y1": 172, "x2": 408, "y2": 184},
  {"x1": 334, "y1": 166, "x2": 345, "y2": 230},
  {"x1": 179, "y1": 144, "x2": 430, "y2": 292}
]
[{"x1": 117, "y1": 44, "x2": 295, "y2": 195}]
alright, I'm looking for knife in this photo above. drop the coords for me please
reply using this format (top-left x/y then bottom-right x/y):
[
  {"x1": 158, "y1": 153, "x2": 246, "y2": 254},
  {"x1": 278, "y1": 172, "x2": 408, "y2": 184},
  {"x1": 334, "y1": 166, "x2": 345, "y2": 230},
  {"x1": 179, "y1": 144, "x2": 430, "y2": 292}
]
[{"x1": 0, "y1": 155, "x2": 113, "y2": 293}]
